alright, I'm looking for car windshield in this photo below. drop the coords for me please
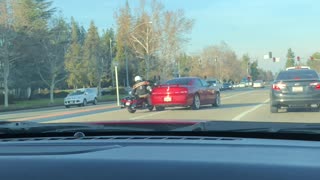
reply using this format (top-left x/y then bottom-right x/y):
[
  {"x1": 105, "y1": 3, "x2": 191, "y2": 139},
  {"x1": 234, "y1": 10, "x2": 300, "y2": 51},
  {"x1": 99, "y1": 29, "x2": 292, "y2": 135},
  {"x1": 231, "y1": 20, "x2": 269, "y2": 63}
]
[
  {"x1": 165, "y1": 78, "x2": 191, "y2": 85},
  {"x1": 1, "y1": 0, "x2": 320, "y2": 135},
  {"x1": 69, "y1": 90, "x2": 85, "y2": 96},
  {"x1": 276, "y1": 70, "x2": 319, "y2": 80}
]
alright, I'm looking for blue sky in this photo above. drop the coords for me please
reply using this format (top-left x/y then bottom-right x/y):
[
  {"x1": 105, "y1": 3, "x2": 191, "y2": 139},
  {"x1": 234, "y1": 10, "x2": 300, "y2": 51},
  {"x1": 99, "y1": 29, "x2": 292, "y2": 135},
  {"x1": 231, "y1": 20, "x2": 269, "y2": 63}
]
[{"x1": 52, "y1": 0, "x2": 319, "y2": 73}]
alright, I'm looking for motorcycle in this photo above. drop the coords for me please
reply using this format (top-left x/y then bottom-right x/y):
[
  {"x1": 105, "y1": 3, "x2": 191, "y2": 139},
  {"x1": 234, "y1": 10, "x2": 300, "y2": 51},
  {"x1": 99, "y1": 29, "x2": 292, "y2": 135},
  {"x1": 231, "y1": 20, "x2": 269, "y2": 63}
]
[{"x1": 120, "y1": 82, "x2": 155, "y2": 113}]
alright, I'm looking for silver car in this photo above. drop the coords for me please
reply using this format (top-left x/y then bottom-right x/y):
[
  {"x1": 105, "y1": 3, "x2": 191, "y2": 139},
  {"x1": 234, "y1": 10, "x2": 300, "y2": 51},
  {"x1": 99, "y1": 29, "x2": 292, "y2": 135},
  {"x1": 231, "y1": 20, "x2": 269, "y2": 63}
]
[{"x1": 64, "y1": 88, "x2": 98, "y2": 108}]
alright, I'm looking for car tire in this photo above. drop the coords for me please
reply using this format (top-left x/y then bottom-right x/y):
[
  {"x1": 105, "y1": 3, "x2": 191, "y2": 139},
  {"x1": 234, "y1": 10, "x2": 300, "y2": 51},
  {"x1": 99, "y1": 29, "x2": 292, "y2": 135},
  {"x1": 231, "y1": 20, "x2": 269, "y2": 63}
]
[
  {"x1": 212, "y1": 93, "x2": 221, "y2": 107},
  {"x1": 155, "y1": 106, "x2": 165, "y2": 111},
  {"x1": 270, "y1": 105, "x2": 278, "y2": 113},
  {"x1": 191, "y1": 94, "x2": 201, "y2": 110},
  {"x1": 93, "y1": 98, "x2": 98, "y2": 105},
  {"x1": 127, "y1": 107, "x2": 136, "y2": 113},
  {"x1": 65, "y1": 105, "x2": 70, "y2": 108},
  {"x1": 148, "y1": 105, "x2": 154, "y2": 111},
  {"x1": 82, "y1": 99, "x2": 87, "y2": 107}
]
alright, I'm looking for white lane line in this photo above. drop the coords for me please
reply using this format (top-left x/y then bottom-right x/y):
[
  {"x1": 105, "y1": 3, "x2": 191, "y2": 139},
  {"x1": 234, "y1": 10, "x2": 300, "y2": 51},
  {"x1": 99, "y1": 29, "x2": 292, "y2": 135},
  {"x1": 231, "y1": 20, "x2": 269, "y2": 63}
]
[
  {"x1": 222, "y1": 91, "x2": 253, "y2": 100},
  {"x1": 130, "y1": 111, "x2": 166, "y2": 120},
  {"x1": 232, "y1": 98, "x2": 270, "y2": 121}
]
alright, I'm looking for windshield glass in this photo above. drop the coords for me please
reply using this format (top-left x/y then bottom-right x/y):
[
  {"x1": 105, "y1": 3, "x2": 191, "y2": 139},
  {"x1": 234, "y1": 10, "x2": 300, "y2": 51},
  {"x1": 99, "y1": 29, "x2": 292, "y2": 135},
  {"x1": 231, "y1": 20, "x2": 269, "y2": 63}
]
[
  {"x1": 165, "y1": 79, "x2": 191, "y2": 85},
  {"x1": 69, "y1": 90, "x2": 85, "y2": 96},
  {"x1": 1, "y1": 0, "x2": 320, "y2": 134},
  {"x1": 276, "y1": 70, "x2": 319, "y2": 80}
]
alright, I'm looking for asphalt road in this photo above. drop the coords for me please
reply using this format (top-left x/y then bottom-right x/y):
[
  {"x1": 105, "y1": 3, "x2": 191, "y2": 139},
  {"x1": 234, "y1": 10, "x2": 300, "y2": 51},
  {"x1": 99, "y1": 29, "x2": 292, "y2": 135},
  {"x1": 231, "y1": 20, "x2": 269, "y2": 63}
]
[{"x1": 2, "y1": 87, "x2": 320, "y2": 123}]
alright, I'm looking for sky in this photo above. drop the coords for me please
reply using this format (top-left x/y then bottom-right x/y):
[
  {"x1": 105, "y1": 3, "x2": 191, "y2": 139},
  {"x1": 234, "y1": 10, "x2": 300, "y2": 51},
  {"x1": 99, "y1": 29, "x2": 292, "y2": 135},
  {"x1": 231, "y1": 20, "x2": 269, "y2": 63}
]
[{"x1": 52, "y1": 0, "x2": 320, "y2": 73}]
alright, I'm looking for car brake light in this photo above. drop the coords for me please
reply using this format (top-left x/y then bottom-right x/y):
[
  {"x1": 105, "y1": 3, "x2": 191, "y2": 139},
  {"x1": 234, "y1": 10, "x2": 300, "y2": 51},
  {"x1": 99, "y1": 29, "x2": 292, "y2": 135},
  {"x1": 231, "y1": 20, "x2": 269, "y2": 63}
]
[
  {"x1": 272, "y1": 83, "x2": 286, "y2": 91},
  {"x1": 310, "y1": 82, "x2": 320, "y2": 90}
]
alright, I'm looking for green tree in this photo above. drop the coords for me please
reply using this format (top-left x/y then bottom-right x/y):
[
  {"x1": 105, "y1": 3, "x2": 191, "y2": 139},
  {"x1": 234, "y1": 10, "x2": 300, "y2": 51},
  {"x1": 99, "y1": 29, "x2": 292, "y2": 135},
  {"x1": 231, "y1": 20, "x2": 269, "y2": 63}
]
[
  {"x1": 285, "y1": 48, "x2": 295, "y2": 68},
  {"x1": 250, "y1": 61, "x2": 259, "y2": 81},
  {"x1": 100, "y1": 28, "x2": 115, "y2": 89},
  {"x1": 241, "y1": 54, "x2": 250, "y2": 77},
  {"x1": 82, "y1": 21, "x2": 100, "y2": 87},
  {"x1": 65, "y1": 17, "x2": 85, "y2": 88},
  {"x1": 307, "y1": 52, "x2": 320, "y2": 72}
]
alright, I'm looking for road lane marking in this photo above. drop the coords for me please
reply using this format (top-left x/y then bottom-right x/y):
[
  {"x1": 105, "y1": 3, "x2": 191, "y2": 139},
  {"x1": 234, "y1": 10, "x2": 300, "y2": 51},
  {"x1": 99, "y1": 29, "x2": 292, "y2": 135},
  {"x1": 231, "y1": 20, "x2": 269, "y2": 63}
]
[
  {"x1": 43, "y1": 108, "x2": 124, "y2": 123},
  {"x1": 11, "y1": 105, "x2": 119, "y2": 122},
  {"x1": 232, "y1": 98, "x2": 270, "y2": 121},
  {"x1": 222, "y1": 91, "x2": 253, "y2": 100},
  {"x1": 129, "y1": 111, "x2": 166, "y2": 120}
]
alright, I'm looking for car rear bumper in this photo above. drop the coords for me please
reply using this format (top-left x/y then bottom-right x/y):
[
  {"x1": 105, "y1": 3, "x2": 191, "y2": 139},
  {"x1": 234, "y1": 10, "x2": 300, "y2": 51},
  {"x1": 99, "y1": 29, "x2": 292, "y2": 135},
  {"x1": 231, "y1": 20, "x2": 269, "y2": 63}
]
[
  {"x1": 151, "y1": 94, "x2": 192, "y2": 107},
  {"x1": 271, "y1": 93, "x2": 320, "y2": 106}
]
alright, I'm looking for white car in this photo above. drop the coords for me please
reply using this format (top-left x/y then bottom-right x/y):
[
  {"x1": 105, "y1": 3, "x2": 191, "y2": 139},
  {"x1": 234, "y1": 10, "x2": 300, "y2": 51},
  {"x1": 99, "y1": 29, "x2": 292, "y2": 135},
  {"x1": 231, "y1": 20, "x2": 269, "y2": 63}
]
[
  {"x1": 64, "y1": 88, "x2": 98, "y2": 108},
  {"x1": 253, "y1": 80, "x2": 264, "y2": 88},
  {"x1": 207, "y1": 79, "x2": 223, "y2": 90}
]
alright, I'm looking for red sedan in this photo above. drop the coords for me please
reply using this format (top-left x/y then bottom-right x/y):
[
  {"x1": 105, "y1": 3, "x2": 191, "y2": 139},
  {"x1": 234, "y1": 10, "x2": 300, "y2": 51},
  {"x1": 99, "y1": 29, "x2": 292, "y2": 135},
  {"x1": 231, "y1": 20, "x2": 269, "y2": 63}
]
[{"x1": 151, "y1": 77, "x2": 221, "y2": 111}]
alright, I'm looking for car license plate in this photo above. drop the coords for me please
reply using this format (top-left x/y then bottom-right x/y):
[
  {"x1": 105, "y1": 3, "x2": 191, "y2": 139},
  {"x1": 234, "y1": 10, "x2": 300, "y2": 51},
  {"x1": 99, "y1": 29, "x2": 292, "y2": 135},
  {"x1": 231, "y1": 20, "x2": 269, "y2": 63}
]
[
  {"x1": 126, "y1": 102, "x2": 131, "y2": 106},
  {"x1": 164, "y1": 96, "x2": 172, "y2": 102},
  {"x1": 292, "y1": 86, "x2": 303, "y2": 92}
]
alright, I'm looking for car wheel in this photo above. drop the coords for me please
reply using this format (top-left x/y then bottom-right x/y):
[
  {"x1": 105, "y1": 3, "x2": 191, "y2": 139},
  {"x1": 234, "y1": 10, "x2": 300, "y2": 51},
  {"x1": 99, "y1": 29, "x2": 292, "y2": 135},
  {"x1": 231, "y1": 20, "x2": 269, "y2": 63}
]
[
  {"x1": 212, "y1": 93, "x2": 221, "y2": 107},
  {"x1": 93, "y1": 98, "x2": 98, "y2": 105},
  {"x1": 148, "y1": 105, "x2": 154, "y2": 111},
  {"x1": 191, "y1": 94, "x2": 201, "y2": 110},
  {"x1": 155, "y1": 106, "x2": 165, "y2": 111},
  {"x1": 82, "y1": 99, "x2": 87, "y2": 107},
  {"x1": 127, "y1": 107, "x2": 136, "y2": 113},
  {"x1": 270, "y1": 105, "x2": 278, "y2": 113},
  {"x1": 65, "y1": 105, "x2": 70, "y2": 108}
]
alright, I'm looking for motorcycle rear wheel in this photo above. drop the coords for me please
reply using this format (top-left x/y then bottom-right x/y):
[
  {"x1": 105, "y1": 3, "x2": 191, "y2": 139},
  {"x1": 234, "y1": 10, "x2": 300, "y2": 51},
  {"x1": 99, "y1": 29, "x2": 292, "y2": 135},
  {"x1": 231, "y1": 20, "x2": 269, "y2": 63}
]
[{"x1": 127, "y1": 107, "x2": 136, "y2": 113}]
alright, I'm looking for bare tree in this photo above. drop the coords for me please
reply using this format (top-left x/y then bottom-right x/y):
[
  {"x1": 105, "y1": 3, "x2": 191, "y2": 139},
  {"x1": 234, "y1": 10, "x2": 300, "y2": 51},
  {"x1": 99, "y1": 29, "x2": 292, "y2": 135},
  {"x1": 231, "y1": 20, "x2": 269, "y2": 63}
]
[
  {"x1": 0, "y1": 0, "x2": 19, "y2": 107},
  {"x1": 37, "y1": 17, "x2": 69, "y2": 103}
]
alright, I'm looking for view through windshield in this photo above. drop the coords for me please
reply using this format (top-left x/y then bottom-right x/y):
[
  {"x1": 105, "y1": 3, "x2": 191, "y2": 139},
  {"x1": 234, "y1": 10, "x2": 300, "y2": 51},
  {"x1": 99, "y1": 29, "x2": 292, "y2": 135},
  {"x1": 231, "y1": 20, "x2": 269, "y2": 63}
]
[{"x1": 1, "y1": 0, "x2": 320, "y2": 128}]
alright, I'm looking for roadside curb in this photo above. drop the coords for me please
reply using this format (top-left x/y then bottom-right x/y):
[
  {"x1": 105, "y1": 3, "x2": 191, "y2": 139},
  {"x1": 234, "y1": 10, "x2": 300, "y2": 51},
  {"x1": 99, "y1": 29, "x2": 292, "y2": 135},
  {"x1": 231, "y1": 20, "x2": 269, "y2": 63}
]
[{"x1": 0, "y1": 100, "x2": 116, "y2": 113}]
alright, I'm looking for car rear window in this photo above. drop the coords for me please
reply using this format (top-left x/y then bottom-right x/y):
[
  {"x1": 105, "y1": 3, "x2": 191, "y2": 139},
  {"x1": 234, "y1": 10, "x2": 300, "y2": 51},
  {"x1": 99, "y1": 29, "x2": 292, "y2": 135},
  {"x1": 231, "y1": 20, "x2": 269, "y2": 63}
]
[
  {"x1": 165, "y1": 78, "x2": 191, "y2": 85},
  {"x1": 276, "y1": 70, "x2": 319, "y2": 80}
]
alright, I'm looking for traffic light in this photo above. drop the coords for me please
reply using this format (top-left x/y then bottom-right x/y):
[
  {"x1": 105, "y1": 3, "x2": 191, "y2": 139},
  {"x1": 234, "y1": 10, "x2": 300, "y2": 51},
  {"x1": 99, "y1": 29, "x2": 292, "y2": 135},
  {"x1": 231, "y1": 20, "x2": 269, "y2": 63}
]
[
  {"x1": 297, "y1": 56, "x2": 300, "y2": 61},
  {"x1": 273, "y1": 57, "x2": 276, "y2": 62},
  {"x1": 269, "y1": 52, "x2": 272, "y2": 59}
]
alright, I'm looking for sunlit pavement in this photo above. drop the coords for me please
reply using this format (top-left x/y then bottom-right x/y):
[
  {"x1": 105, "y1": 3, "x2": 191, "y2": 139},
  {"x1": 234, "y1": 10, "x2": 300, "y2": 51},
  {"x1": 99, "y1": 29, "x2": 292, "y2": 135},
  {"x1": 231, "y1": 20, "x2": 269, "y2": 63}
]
[{"x1": 2, "y1": 87, "x2": 320, "y2": 123}]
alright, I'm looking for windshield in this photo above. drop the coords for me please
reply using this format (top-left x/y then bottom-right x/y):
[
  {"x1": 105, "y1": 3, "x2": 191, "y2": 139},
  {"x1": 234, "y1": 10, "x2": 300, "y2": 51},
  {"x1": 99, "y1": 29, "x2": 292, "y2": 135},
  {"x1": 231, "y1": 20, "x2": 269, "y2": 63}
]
[
  {"x1": 276, "y1": 70, "x2": 319, "y2": 81},
  {"x1": 1, "y1": 0, "x2": 320, "y2": 135},
  {"x1": 165, "y1": 79, "x2": 191, "y2": 85},
  {"x1": 69, "y1": 90, "x2": 85, "y2": 96}
]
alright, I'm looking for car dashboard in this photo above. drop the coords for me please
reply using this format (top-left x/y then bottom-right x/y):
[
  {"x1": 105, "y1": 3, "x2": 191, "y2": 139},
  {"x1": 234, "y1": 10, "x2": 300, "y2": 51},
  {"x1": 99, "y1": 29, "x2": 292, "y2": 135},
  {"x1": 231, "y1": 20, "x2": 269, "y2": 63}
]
[{"x1": 0, "y1": 135, "x2": 320, "y2": 180}]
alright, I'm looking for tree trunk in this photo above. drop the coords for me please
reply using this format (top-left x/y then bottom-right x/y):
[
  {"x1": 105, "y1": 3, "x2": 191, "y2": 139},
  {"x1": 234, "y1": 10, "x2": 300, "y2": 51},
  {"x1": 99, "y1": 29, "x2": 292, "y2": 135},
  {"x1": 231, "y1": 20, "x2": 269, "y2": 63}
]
[
  {"x1": 49, "y1": 77, "x2": 55, "y2": 104},
  {"x1": 3, "y1": 76, "x2": 9, "y2": 107},
  {"x1": 97, "y1": 77, "x2": 102, "y2": 97},
  {"x1": 3, "y1": 56, "x2": 10, "y2": 107}
]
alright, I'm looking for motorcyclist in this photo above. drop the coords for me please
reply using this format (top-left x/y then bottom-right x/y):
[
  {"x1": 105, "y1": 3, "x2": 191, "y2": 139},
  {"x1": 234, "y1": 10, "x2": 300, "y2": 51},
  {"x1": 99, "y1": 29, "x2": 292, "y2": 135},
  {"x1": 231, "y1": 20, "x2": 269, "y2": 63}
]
[{"x1": 131, "y1": 76, "x2": 152, "y2": 106}]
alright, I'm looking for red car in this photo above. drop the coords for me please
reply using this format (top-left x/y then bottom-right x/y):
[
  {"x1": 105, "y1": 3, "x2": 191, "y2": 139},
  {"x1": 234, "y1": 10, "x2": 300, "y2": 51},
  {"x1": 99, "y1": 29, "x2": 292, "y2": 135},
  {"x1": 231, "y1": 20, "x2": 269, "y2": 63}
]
[{"x1": 151, "y1": 77, "x2": 221, "y2": 111}]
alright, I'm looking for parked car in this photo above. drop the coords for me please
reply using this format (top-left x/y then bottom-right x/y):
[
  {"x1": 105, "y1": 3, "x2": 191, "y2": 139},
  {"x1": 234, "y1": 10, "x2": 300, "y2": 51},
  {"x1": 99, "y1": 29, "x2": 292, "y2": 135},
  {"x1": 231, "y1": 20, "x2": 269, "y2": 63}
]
[
  {"x1": 207, "y1": 78, "x2": 222, "y2": 90},
  {"x1": 253, "y1": 80, "x2": 264, "y2": 88},
  {"x1": 151, "y1": 77, "x2": 221, "y2": 110},
  {"x1": 239, "y1": 82, "x2": 246, "y2": 88},
  {"x1": 222, "y1": 83, "x2": 233, "y2": 90},
  {"x1": 64, "y1": 88, "x2": 98, "y2": 108},
  {"x1": 270, "y1": 69, "x2": 320, "y2": 113}
]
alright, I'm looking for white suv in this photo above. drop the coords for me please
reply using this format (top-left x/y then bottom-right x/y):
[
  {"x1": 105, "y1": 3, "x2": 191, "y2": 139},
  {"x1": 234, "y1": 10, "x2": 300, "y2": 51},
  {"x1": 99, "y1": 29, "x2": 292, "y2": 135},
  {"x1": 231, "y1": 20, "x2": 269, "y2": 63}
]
[{"x1": 64, "y1": 88, "x2": 98, "y2": 108}]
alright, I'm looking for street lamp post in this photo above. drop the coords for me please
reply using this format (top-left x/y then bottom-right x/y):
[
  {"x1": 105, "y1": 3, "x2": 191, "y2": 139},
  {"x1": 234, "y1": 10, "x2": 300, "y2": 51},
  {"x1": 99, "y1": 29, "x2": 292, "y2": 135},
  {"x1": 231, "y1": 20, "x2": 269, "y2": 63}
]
[{"x1": 114, "y1": 62, "x2": 120, "y2": 106}]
